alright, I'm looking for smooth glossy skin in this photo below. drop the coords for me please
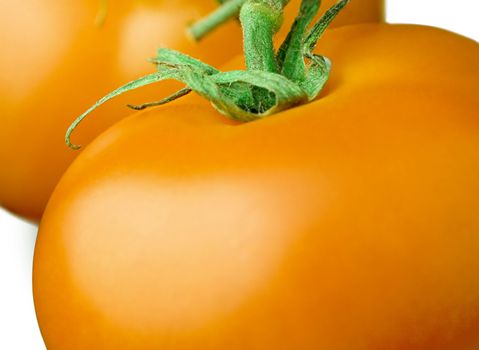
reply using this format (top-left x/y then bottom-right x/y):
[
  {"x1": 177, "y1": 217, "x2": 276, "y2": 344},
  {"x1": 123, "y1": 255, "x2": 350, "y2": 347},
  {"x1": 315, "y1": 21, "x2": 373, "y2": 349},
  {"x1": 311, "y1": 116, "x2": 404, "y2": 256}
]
[
  {"x1": 0, "y1": 0, "x2": 383, "y2": 221},
  {"x1": 34, "y1": 24, "x2": 479, "y2": 349}
]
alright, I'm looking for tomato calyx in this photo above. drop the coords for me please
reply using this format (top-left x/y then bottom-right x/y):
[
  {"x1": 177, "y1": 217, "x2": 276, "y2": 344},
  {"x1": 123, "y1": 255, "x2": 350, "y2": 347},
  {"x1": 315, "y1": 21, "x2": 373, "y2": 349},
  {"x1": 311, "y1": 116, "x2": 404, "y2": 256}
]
[{"x1": 66, "y1": 0, "x2": 350, "y2": 150}]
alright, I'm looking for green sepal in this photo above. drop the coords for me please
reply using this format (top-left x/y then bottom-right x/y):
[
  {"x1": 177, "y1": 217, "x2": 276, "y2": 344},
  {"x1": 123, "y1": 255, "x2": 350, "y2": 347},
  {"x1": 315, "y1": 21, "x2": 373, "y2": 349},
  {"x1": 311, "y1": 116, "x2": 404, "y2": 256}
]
[{"x1": 67, "y1": 0, "x2": 350, "y2": 150}]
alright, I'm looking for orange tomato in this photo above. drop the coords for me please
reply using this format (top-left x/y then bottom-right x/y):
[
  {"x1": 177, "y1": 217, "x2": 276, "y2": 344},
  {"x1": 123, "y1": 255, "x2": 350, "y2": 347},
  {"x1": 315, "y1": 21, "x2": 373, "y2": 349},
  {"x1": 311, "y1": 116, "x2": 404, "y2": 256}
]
[
  {"x1": 0, "y1": 0, "x2": 383, "y2": 221},
  {"x1": 0, "y1": 0, "x2": 232, "y2": 221},
  {"x1": 33, "y1": 24, "x2": 479, "y2": 349}
]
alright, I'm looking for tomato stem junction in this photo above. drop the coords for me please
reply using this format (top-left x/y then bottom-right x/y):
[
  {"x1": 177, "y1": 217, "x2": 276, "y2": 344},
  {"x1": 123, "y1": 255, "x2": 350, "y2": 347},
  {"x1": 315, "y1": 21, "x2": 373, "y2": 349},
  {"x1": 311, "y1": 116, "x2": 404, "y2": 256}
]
[
  {"x1": 66, "y1": 0, "x2": 350, "y2": 150},
  {"x1": 189, "y1": 0, "x2": 246, "y2": 41}
]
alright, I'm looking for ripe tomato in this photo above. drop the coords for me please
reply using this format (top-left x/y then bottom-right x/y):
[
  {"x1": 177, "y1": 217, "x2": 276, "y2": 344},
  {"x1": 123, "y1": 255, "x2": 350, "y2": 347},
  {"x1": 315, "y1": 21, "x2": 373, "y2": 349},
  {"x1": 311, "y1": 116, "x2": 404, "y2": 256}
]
[
  {"x1": 0, "y1": 0, "x2": 383, "y2": 221},
  {"x1": 33, "y1": 24, "x2": 479, "y2": 349},
  {"x1": 0, "y1": 0, "x2": 227, "y2": 220}
]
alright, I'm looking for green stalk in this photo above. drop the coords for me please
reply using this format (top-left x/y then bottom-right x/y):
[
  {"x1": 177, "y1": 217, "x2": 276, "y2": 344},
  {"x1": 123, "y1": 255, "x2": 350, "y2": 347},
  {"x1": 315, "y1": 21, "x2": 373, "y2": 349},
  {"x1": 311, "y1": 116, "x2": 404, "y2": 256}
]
[
  {"x1": 189, "y1": 0, "x2": 246, "y2": 41},
  {"x1": 239, "y1": 0, "x2": 287, "y2": 73}
]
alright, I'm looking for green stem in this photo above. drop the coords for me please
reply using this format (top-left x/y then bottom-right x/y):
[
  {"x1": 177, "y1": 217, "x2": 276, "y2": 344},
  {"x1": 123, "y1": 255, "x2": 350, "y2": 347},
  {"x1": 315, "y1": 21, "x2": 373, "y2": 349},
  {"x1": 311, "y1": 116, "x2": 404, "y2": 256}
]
[
  {"x1": 189, "y1": 0, "x2": 246, "y2": 41},
  {"x1": 239, "y1": 0, "x2": 288, "y2": 73}
]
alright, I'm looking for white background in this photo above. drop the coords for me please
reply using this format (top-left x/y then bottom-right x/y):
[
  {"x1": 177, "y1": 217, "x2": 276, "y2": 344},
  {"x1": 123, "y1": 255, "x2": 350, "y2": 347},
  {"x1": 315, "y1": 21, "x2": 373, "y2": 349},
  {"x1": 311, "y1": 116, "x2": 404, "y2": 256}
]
[{"x1": 0, "y1": 1, "x2": 477, "y2": 348}]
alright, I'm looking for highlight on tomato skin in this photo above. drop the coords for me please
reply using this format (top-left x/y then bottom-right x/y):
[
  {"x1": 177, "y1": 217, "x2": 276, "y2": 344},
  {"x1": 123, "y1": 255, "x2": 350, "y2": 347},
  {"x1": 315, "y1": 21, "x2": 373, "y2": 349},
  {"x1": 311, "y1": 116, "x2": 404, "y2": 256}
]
[
  {"x1": 32, "y1": 23, "x2": 479, "y2": 350},
  {"x1": 0, "y1": 0, "x2": 384, "y2": 222}
]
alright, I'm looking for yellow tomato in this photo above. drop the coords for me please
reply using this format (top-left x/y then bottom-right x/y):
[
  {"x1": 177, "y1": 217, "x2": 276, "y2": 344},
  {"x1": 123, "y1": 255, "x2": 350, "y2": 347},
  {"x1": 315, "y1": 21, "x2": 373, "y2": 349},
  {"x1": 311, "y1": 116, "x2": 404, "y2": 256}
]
[{"x1": 34, "y1": 24, "x2": 479, "y2": 349}]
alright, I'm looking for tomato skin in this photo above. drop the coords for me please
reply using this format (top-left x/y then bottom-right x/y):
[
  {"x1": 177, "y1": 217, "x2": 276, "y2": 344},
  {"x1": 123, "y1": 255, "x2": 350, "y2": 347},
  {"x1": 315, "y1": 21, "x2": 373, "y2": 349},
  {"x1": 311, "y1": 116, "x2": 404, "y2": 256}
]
[
  {"x1": 0, "y1": 0, "x2": 383, "y2": 221},
  {"x1": 33, "y1": 24, "x2": 479, "y2": 349}
]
